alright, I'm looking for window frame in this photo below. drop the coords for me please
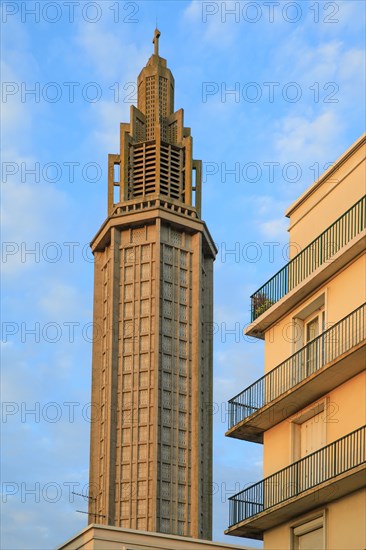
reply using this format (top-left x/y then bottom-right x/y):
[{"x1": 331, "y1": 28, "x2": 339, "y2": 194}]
[
  {"x1": 291, "y1": 510, "x2": 327, "y2": 550},
  {"x1": 292, "y1": 291, "x2": 327, "y2": 354},
  {"x1": 290, "y1": 398, "x2": 328, "y2": 462}
]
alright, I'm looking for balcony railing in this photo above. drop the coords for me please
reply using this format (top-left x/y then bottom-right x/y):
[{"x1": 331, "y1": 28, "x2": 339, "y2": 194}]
[
  {"x1": 251, "y1": 195, "x2": 366, "y2": 321},
  {"x1": 228, "y1": 303, "x2": 365, "y2": 430},
  {"x1": 228, "y1": 425, "x2": 366, "y2": 528}
]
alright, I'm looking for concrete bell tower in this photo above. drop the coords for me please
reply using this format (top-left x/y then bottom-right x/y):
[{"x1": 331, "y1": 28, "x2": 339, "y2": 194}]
[{"x1": 88, "y1": 30, "x2": 216, "y2": 540}]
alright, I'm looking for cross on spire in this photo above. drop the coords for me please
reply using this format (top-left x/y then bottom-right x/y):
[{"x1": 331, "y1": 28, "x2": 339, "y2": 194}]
[{"x1": 153, "y1": 28, "x2": 161, "y2": 56}]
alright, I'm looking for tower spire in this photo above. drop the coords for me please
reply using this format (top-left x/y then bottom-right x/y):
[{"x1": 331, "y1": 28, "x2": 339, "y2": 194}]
[
  {"x1": 106, "y1": 29, "x2": 203, "y2": 216},
  {"x1": 153, "y1": 27, "x2": 161, "y2": 56}
]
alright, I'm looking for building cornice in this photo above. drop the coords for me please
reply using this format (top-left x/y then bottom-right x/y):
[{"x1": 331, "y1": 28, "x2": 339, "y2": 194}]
[{"x1": 90, "y1": 198, "x2": 217, "y2": 258}]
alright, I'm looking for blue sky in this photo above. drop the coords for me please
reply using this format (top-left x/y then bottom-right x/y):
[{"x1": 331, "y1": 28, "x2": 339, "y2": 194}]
[{"x1": 1, "y1": 1, "x2": 365, "y2": 548}]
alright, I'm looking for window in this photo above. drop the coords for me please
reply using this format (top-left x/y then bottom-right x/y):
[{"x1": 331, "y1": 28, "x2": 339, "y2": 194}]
[
  {"x1": 292, "y1": 516, "x2": 325, "y2": 550},
  {"x1": 291, "y1": 401, "x2": 326, "y2": 461},
  {"x1": 299, "y1": 410, "x2": 326, "y2": 456}
]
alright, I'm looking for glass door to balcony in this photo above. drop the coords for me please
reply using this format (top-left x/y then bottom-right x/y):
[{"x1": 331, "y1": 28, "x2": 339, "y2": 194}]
[
  {"x1": 305, "y1": 310, "x2": 325, "y2": 376},
  {"x1": 298, "y1": 410, "x2": 326, "y2": 491},
  {"x1": 305, "y1": 316, "x2": 319, "y2": 375}
]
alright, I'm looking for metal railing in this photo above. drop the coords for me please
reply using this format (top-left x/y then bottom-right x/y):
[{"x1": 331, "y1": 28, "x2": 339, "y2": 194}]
[
  {"x1": 229, "y1": 425, "x2": 366, "y2": 527},
  {"x1": 228, "y1": 303, "x2": 365, "y2": 430},
  {"x1": 251, "y1": 196, "x2": 366, "y2": 321}
]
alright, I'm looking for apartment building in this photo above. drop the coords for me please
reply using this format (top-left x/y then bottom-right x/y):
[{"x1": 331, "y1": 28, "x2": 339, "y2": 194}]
[{"x1": 225, "y1": 134, "x2": 366, "y2": 549}]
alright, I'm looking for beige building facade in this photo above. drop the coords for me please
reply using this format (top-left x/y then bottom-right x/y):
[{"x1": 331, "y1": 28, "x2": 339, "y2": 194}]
[
  {"x1": 57, "y1": 525, "x2": 252, "y2": 550},
  {"x1": 88, "y1": 31, "x2": 216, "y2": 539},
  {"x1": 225, "y1": 134, "x2": 366, "y2": 548}
]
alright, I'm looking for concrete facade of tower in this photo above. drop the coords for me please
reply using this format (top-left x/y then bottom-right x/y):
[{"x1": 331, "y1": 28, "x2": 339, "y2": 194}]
[{"x1": 88, "y1": 30, "x2": 217, "y2": 539}]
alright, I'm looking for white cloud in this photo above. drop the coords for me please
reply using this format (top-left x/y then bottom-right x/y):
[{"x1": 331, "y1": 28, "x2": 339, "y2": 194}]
[
  {"x1": 260, "y1": 217, "x2": 288, "y2": 238},
  {"x1": 75, "y1": 20, "x2": 148, "y2": 82},
  {"x1": 88, "y1": 100, "x2": 129, "y2": 152},
  {"x1": 275, "y1": 38, "x2": 343, "y2": 83},
  {"x1": 1, "y1": 177, "x2": 68, "y2": 276},
  {"x1": 274, "y1": 111, "x2": 342, "y2": 166},
  {"x1": 252, "y1": 195, "x2": 285, "y2": 217},
  {"x1": 0, "y1": 15, "x2": 42, "y2": 157},
  {"x1": 326, "y1": 0, "x2": 366, "y2": 32},
  {"x1": 183, "y1": 0, "x2": 239, "y2": 49},
  {"x1": 1, "y1": 21, "x2": 72, "y2": 281},
  {"x1": 340, "y1": 48, "x2": 365, "y2": 81},
  {"x1": 74, "y1": 20, "x2": 148, "y2": 153},
  {"x1": 0, "y1": 68, "x2": 32, "y2": 153}
]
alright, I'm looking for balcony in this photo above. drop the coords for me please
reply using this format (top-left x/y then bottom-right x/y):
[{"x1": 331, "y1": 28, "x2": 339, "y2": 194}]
[
  {"x1": 248, "y1": 196, "x2": 366, "y2": 336},
  {"x1": 227, "y1": 303, "x2": 365, "y2": 443},
  {"x1": 226, "y1": 426, "x2": 366, "y2": 540}
]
